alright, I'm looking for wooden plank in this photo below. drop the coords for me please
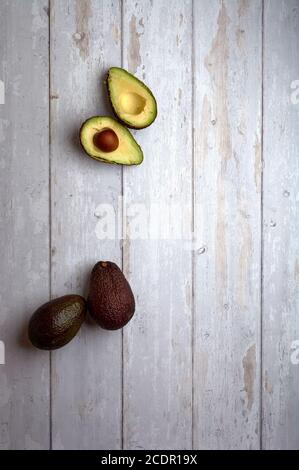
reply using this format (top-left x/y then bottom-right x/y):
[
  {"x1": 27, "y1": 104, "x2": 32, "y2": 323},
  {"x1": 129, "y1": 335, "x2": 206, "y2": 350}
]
[
  {"x1": 50, "y1": 0, "x2": 122, "y2": 449},
  {"x1": 0, "y1": 0, "x2": 50, "y2": 449},
  {"x1": 262, "y1": 0, "x2": 299, "y2": 450},
  {"x1": 193, "y1": 0, "x2": 262, "y2": 449},
  {"x1": 122, "y1": 0, "x2": 193, "y2": 450}
]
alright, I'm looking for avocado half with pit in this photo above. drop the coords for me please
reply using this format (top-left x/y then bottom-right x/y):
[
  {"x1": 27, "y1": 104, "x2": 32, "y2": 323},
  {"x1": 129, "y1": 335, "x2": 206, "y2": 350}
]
[
  {"x1": 107, "y1": 67, "x2": 157, "y2": 129},
  {"x1": 80, "y1": 116, "x2": 143, "y2": 165}
]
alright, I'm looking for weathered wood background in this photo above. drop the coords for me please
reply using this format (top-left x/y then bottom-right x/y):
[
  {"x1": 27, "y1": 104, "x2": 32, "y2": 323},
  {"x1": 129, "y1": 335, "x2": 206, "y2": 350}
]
[{"x1": 0, "y1": 0, "x2": 298, "y2": 450}]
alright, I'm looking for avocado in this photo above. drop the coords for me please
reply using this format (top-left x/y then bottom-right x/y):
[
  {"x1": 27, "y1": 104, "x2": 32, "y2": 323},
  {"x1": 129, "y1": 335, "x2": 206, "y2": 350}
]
[
  {"x1": 107, "y1": 67, "x2": 157, "y2": 129},
  {"x1": 88, "y1": 261, "x2": 135, "y2": 330},
  {"x1": 28, "y1": 295, "x2": 86, "y2": 350},
  {"x1": 80, "y1": 116, "x2": 143, "y2": 165}
]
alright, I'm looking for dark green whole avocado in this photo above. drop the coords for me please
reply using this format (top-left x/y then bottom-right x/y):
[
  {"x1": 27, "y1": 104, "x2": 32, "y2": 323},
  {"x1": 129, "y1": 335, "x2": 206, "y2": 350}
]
[
  {"x1": 28, "y1": 295, "x2": 86, "y2": 350},
  {"x1": 88, "y1": 261, "x2": 135, "y2": 330}
]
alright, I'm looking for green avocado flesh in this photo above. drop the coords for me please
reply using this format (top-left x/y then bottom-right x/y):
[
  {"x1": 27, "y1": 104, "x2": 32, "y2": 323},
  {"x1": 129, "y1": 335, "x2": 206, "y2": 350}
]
[
  {"x1": 28, "y1": 295, "x2": 86, "y2": 350},
  {"x1": 80, "y1": 116, "x2": 143, "y2": 165},
  {"x1": 107, "y1": 67, "x2": 157, "y2": 129}
]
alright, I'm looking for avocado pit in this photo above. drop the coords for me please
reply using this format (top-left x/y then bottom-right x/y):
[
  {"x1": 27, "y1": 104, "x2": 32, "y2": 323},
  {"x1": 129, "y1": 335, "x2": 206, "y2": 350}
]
[{"x1": 93, "y1": 128, "x2": 119, "y2": 152}]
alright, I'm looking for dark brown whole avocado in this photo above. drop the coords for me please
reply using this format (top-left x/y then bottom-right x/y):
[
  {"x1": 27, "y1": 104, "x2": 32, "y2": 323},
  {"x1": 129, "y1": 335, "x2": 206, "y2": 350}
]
[
  {"x1": 88, "y1": 261, "x2": 135, "y2": 330},
  {"x1": 28, "y1": 295, "x2": 86, "y2": 350}
]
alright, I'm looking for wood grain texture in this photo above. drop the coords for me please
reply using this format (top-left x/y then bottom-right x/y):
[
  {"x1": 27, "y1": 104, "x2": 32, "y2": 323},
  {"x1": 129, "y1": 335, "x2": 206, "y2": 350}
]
[
  {"x1": 1, "y1": 0, "x2": 299, "y2": 451},
  {"x1": 122, "y1": 0, "x2": 193, "y2": 450},
  {"x1": 50, "y1": 0, "x2": 122, "y2": 449},
  {"x1": 0, "y1": 0, "x2": 50, "y2": 449},
  {"x1": 262, "y1": 0, "x2": 299, "y2": 450},
  {"x1": 193, "y1": 0, "x2": 262, "y2": 449}
]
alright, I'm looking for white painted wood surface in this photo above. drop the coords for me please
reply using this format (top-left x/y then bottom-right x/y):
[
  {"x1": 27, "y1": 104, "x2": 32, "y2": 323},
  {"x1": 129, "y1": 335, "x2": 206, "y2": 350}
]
[
  {"x1": 0, "y1": 0, "x2": 298, "y2": 450},
  {"x1": 50, "y1": 0, "x2": 122, "y2": 450},
  {"x1": 262, "y1": 0, "x2": 299, "y2": 450},
  {"x1": 0, "y1": 0, "x2": 50, "y2": 449},
  {"x1": 122, "y1": 0, "x2": 193, "y2": 450},
  {"x1": 193, "y1": 0, "x2": 262, "y2": 450}
]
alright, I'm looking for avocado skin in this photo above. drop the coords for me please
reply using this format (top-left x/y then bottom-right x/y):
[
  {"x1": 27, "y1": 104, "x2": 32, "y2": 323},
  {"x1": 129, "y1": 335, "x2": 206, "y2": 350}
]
[
  {"x1": 88, "y1": 261, "x2": 135, "y2": 330},
  {"x1": 106, "y1": 68, "x2": 157, "y2": 130},
  {"x1": 28, "y1": 295, "x2": 86, "y2": 350}
]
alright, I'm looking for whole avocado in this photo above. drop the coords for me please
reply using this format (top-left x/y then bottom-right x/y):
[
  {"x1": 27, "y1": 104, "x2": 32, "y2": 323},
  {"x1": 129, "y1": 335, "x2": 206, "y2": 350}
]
[
  {"x1": 88, "y1": 261, "x2": 135, "y2": 330},
  {"x1": 28, "y1": 295, "x2": 86, "y2": 350}
]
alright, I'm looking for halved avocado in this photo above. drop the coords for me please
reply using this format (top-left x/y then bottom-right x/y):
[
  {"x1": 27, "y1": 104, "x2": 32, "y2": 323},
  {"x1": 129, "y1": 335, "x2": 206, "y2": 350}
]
[
  {"x1": 80, "y1": 116, "x2": 143, "y2": 165},
  {"x1": 107, "y1": 67, "x2": 157, "y2": 129}
]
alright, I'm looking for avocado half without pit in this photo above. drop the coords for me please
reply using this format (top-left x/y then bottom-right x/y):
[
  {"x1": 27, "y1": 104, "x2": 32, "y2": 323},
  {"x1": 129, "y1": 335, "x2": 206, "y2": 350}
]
[
  {"x1": 80, "y1": 116, "x2": 143, "y2": 165},
  {"x1": 107, "y1": 67, "x2": 157, "y2": 129}
]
